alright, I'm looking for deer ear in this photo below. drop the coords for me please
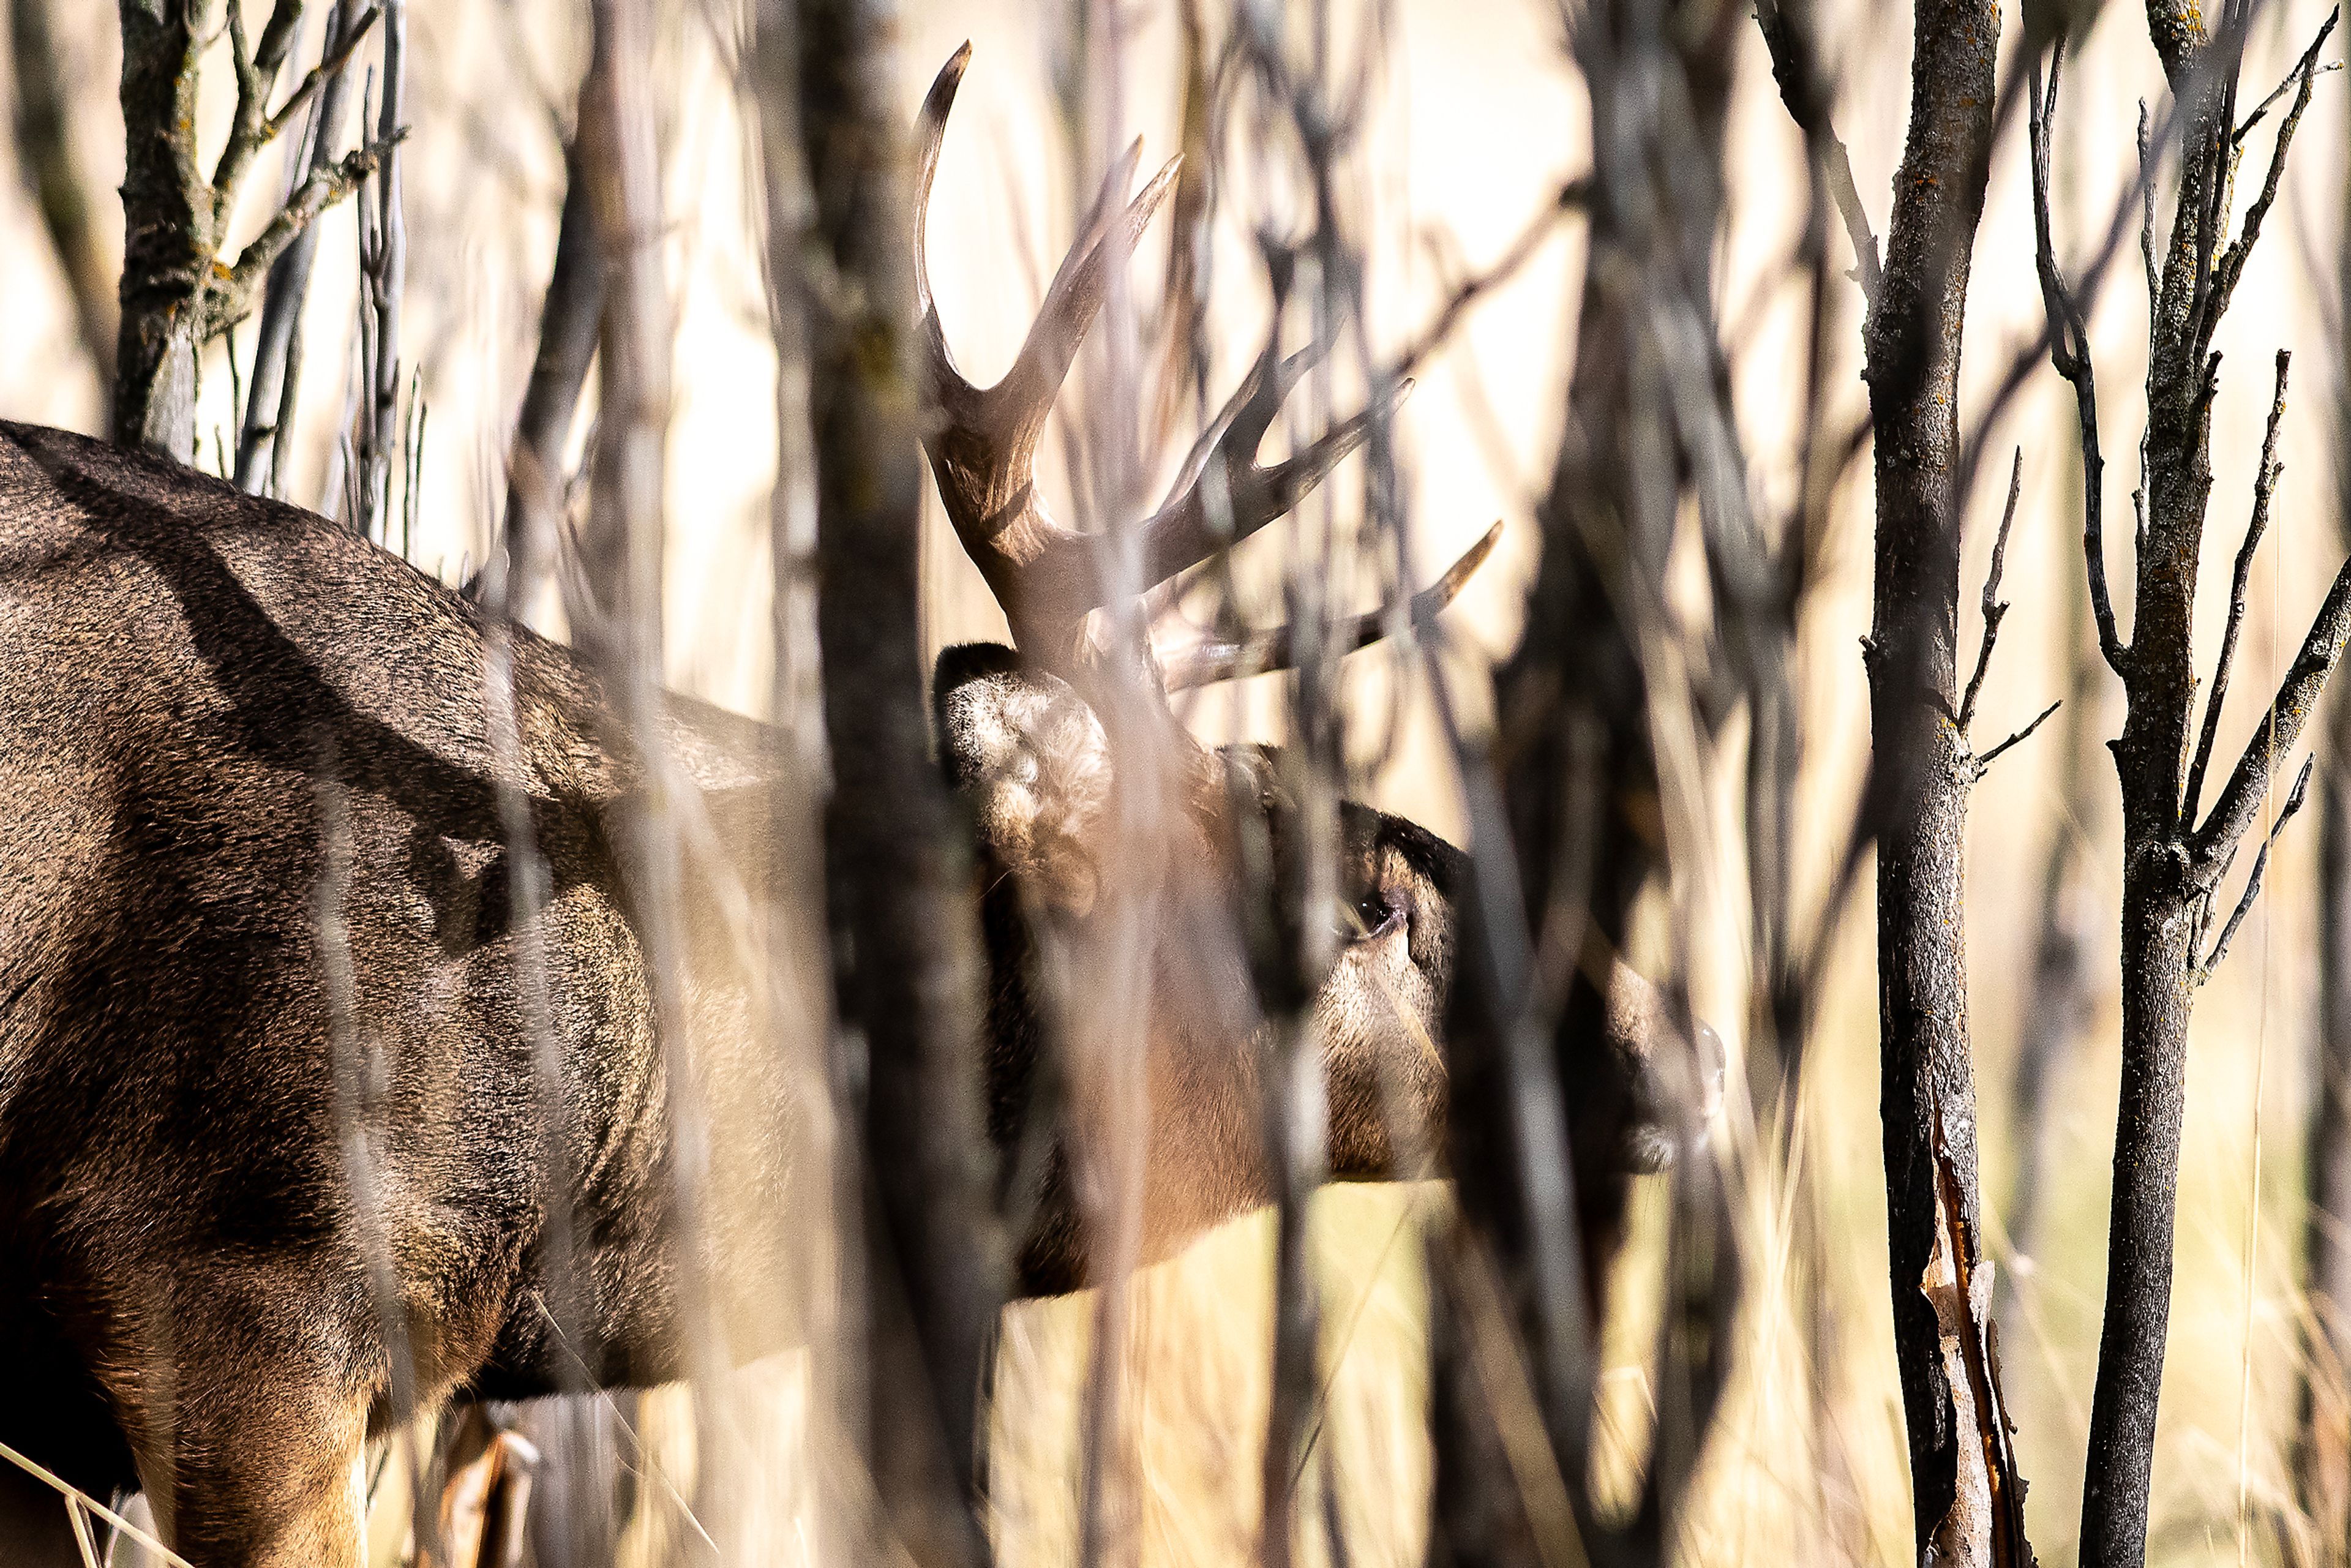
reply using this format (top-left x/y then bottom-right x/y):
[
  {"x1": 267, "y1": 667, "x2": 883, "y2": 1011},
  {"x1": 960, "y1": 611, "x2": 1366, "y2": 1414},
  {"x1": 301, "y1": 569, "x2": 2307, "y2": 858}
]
[{"x1": 934, "y1": 644, "x2": 1114, "y2": 919}]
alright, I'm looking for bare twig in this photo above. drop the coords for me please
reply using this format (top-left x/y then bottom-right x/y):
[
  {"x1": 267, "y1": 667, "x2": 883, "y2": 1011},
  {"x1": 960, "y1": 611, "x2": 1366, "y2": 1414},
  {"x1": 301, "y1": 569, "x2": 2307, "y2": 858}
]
[
  {"x1": 1959, "y1": 448, "x2": 2025, "y2": 734},
  {"x1": 208, "y1": 0, "x2": 317, "y2": 229},
  {"x1": 1387, "y1": 181, "x2": 1589, "y2": 379},
  {"x1": 358, "y1": 0, "x2": 409, "y2": 539},
  {"x1": 206, "y1": 135, "x2": 402, "y2": 339},
  {"x1": 259, "y1": 4, "x2": 381, "y2": 145},
  {"x1": 2075, "y1": 6, "x2": 2351, "y2": 1553},
  {"x1": 2202, "y1": 11, "x2": 2338, "y2": 343},
  {"x1": 2201, "y1": 755, "x2": 2315, "y2": 978},
  {"x1": 2027, "y1": 45, "x2": 2128, "y2": 677},
  {"x1": 2194, "y1": 557, "x2": 2351, "y2": 861},
  {"x1": 1159, "y1": 520, "x2": 1499, "y2": 689},
  {"x1": 238, "y1": 0, "x2": 369, "y2": 493},
  {"x1": 1753, "y1": 0, "x2": 1883, "y2": 304},
  {"x1": 2184, "y1": 350, "x2": 2290, "y2": 825},
  {"x1": 1972, "y1": 700, "x2": 2064, "y2": 779}
]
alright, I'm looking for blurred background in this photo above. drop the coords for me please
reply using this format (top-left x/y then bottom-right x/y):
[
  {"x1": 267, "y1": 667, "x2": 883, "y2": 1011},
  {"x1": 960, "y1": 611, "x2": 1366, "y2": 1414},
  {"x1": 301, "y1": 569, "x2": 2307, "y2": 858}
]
[{"x1": 3, "y1": 0, "x2": 2347, "y2": 1562}]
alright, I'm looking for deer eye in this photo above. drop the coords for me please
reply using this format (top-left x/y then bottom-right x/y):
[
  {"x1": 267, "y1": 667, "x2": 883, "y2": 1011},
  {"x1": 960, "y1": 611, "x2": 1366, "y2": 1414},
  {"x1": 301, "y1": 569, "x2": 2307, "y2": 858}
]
[{"x1": 1337, "y1": 887, "x2": 1403, "y2": 943}]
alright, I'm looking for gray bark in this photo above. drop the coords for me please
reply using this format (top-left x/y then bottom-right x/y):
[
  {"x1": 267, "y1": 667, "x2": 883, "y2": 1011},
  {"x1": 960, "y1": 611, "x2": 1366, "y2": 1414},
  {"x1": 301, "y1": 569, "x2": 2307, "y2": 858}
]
[
  {"x1": 113, "y1": 0, "x2": 205, "y2": 458},
  {"x1": 787, "y1": 1, "x2": 1007, "y2": 1561},
  {"x1": 235, "y1": 0, "x2": 365, "y2": 495},
  {"x1": 115, "y1": 0, "x2": 383, "y2": 462},
  {"x1": 2057, "y1": 10, "x2": 2350, "y2": 1561},
  {"x1": 1855, "y1": 0, "x2": 2008, "y2": 1555}
]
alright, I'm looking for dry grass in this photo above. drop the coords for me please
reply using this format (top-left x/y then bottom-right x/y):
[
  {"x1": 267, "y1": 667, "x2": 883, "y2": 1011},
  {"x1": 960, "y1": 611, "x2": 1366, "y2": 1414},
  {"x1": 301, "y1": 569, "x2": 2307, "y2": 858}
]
[{"x1": 4, "y1": 0, "x2": 2350, "y2": 1563}]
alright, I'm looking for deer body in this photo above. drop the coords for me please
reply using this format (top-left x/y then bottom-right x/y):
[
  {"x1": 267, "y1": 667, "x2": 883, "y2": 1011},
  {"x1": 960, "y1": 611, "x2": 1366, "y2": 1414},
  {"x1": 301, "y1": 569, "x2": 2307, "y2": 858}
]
[
  {"x1": 0, "y1": 48, "x2": 1695, "y2": 1567},
  {"x1": 0, "y1": 424, "x2": 1485, "y2": 1566}
]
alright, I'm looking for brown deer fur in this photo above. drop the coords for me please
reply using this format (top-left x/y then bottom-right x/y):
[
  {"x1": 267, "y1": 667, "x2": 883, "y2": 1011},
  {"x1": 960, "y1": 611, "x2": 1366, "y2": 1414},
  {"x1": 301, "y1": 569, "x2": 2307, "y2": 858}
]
[{"x1": 0, "y1": 49, "x2": 1705, "y2": 1567}]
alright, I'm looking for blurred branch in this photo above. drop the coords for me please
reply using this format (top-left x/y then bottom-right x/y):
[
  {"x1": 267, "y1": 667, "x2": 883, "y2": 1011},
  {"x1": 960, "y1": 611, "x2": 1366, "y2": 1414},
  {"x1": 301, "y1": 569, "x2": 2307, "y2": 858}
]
[
  {"x1": 473, "y1": 96, "x2": 609, "y2": 604},
  {"x1": 1753, "y1": 0, "x2": 1881, "y2": 304},
  {"x1": 1158, "y1": 521, "x2": 1498, "y2": 689},
  {"x1": 351, "y1": 1, "x2": 410, "y2": 542},
  {"x1": 10, "y1": 0, "x2": 116, "y2": 409},
  {"x1": 786, "y1": 12, "x2": 1007, "y2": 1566},
  {"x1": 2297, "y1": 103, "x2": 2351, "y2": 1544},
  {"x1": 238, "y1": 0, "x2": 370, "y2": 494},
  {"x1": 1433, "y1": 0, "x2": 1750, "y2": 1558}
]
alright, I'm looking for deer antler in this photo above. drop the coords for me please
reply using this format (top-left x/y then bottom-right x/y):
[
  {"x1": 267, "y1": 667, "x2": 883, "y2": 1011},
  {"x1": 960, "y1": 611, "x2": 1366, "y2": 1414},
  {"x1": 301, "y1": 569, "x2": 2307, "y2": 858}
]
[{"x1": 915, "y1": 45, "x2": 1490, "y2": 681}]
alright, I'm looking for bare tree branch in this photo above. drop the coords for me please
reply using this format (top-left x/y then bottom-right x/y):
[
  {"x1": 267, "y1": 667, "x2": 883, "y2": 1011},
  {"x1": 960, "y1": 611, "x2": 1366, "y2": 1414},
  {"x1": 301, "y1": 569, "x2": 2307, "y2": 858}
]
[
  {"x1": 2062, "y1": 4, "x2": 2351, "y2": 1556},
  {"x1": 1959, "y1": 446, "x2": 2024, "y2": 735},
  {"x1": 257, "y1": 3, "x2": 380, "y2": 147},
  {"x1": 1973, "y1": 700, "x2": 2063, "y2": 779},
  {"x1": 208, "y1": 0, "x2": 313, "y2": 231},
  {"x1": 205, "y1": 136, "x2": 399, "y2": 340},
  {"x1": 2184, "y1": 350, "x2": 2290, "y2": 826},
  {"x1": 2027, "y1": 46, "x2": 2127, "y2": 677},
  {"x1": 1158, "y1": 520, "x2": 1498, "y2": 689},
  {"x1": 1753, "y1": 0, "x2": 1882, "y2": 304},
  {"x1": 790, "y1": 13, "x2": 1006, "y2": 1563},
  {"x1": 2200, "y1": 12, "x2": 2336, "y2": 354},
  {"x1": 2200, "y1": 754, "x2": 2315, "y2": 978},
  {"x1": 236, "y1": 0, "x2": 370, "y2": 493}
]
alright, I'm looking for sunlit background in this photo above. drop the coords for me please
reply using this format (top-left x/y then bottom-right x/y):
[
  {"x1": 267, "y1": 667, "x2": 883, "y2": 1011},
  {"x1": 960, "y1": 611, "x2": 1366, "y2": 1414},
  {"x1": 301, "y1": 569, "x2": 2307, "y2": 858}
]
[{"x1": 4, "y1": 0, "x2": 2348, "y2": 1561}]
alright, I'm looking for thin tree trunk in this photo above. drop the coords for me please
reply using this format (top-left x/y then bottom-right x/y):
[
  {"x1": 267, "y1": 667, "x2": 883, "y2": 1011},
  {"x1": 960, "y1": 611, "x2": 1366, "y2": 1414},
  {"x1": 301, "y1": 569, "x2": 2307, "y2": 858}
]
[
  {"x1": 2027, "y1": 10, "x2": 2351, "y2": 1559},
  {"x1": 116, "y1": 0, "x2": 383, "y2": 462},
  {"x1": 113, "y1": 0, "x2": 206, "y2": 458},
  {"x1": 493, "y1": 144, "x2": 606, "y2": 605},
  {"x1": 1857, "y1": 0, "x2": 2005, "y2": 1557},
  {"x1": 788, "y1": 2, "x2": 1007, "y2": 1563}
]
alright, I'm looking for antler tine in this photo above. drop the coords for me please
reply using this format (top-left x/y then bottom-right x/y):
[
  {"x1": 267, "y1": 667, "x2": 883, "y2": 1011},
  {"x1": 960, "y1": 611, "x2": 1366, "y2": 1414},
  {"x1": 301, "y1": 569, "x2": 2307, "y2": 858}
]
[
  {"x1": 1134, "y1": 356, "x2": 1412, "y2": 593},
  {"x1": 912, "y1": 42, "x2": 972, "y2": 339},
  {"x1": 914, "y1": 45, "x2": 1185, "y2": 666},
  {"x1": 1161, "y1": 520, "x2": 1501, "y2": 690},
  {"x1": 993, "y1": 141, "x2": 1182, "y2": 448}
]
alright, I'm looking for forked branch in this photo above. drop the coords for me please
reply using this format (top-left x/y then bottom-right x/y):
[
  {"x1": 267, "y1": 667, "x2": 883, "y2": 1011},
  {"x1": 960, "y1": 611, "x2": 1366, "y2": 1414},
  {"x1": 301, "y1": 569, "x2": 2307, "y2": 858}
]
[
  {"x1": 2200, "y1": 755, "x2": 2314, "y2": 979},
  {"x1": 205, "y1": 136, "x2": 402, "y2": 339},
  {"x1": 1959, "y1": 448, "x2": 2025, "y2": 735}
]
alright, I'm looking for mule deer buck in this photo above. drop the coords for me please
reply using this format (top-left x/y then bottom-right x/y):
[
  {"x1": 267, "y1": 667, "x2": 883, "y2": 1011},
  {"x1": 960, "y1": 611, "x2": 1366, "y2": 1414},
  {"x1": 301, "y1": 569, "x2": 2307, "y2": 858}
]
[{"x1": 0, "y1": 47, "x2": 1708, "y2": 1567}]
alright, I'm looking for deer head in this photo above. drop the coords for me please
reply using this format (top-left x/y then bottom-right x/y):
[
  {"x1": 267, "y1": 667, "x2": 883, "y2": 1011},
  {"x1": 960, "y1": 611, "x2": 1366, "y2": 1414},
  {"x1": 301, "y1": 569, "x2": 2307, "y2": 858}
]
[{"x1": 911, "y1": 48, "x2": 1715, "y2": 1293}]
